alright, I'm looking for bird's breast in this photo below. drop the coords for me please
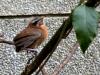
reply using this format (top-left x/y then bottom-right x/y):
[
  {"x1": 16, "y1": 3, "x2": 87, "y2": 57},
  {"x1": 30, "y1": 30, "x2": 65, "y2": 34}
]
[{"x1": 40, "y1": 25, "x2": 48, "y2": 39}]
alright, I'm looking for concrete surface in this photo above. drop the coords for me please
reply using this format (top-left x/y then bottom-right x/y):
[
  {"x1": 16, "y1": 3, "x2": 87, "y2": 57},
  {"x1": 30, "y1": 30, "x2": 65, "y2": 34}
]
[{"x1": 0, "y1": 0, "x2": 100, "y2": 75}]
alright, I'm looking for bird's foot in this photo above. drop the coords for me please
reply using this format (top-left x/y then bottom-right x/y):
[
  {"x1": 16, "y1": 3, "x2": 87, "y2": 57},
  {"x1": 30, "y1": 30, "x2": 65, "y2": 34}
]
[
  {"x1": 27, "y1": 48, "x2": 38, "y2": 64},
  {"x1": 27, "y1": 48, "x2": 38, "y2": 53}
]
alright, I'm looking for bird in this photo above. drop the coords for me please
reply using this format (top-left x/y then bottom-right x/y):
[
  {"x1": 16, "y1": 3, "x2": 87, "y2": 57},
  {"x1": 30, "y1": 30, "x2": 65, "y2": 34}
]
[{"x1": 13, "y1": 17, "x2": 48, "y2": 55}]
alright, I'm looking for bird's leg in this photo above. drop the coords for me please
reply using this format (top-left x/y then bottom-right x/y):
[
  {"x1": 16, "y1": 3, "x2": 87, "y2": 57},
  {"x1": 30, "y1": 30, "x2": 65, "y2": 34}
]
[{"x1": 26, "y1": 48, "x2": 38, "y2": 64}]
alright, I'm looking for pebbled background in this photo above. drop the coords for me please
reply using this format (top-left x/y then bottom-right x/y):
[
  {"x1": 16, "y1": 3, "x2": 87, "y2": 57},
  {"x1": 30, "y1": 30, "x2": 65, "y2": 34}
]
[{"x1": 0, "y1": 0, "x2": 100, "y2": 75}]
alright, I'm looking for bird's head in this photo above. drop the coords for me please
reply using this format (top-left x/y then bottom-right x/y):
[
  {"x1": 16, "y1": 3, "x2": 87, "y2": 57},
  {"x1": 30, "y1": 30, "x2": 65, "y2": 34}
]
[{"x1": 30, "y1": 16, "x2": 44, "y2": 27}]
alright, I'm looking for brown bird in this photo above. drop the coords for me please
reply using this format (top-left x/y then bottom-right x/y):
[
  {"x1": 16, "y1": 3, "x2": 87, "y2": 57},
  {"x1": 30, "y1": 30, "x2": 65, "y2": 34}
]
[{"x1": 13, "y1": 17, "x2": 48, "y2": 54}]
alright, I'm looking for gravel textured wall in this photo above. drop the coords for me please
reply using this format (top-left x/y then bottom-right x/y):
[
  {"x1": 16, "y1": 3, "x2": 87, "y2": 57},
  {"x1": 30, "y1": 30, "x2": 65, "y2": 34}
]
[{"x1": 0, "y1": 0, "x2": 100, "y2": 75}]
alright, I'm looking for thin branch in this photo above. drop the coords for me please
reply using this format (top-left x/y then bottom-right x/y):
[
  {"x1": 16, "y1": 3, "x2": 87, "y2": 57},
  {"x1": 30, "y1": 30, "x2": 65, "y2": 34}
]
[
  {"x1": 0, "y1": 39, "x2": 14, "y2": 45},
  {"x1": 0, "y1": 11, "x2": 100, "y2": 19},
  {"x1": 52, "y1": 42, "x2": 79, "y2": 75},
  {"x1": 0, "y1": 13, "x2": 70, "y2": 19}
]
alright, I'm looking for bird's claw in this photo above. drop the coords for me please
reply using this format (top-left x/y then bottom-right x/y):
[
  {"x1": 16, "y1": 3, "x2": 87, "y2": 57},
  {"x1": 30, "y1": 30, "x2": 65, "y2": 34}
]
[
  {"x1": 27, "y1": 48, "x2": 38, "y2": 56},
  {"x1": 27, "y1": 48, "x2": 38, "y2": 64}
]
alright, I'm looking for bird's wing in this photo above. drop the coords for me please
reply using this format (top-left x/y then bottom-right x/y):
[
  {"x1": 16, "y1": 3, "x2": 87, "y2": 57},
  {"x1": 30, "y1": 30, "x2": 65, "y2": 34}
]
[
  {"x1": 13, "y1": 28, "x2": 38, "y2": 41},
  {"x1": 14, "y1": 30, "x2": 41, "y2": 51}
]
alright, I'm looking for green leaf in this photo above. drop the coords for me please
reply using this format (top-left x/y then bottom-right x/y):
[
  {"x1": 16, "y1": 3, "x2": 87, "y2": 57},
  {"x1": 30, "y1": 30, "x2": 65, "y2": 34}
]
[
  {"x1": 72, "y1": 5, "x2": 99, "y2": 53},
  {"x1": 98, "y1": 12, "x2": 100, "y2": 19}
]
